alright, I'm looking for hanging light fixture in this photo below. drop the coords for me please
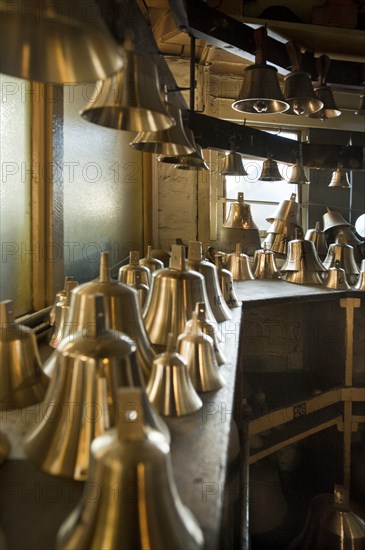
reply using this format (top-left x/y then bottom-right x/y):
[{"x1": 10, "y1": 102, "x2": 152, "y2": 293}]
[
  {"x1": 308, "y1": 55, "x2": 341, "y2": 120},
  {"x1": 232, "y1": 27, "x2": 289, "y2": 114},
  {"x1": 0, "y1": 0, "x2": 124, "y2": 83},
  {"x1": 80, "y1": 35, "x2": 174, "y2": 132},
  {"x1": 259, "y1": 154, "x2": 283, "y2": 181},
  {"x1": 221, "y1": 140, "x2": 248, "y2": 176},
  {"x1": 130, "y1": 101, "x2": 195, "y2": 155},
  {"x1": 329, "y1": 165, "x2": 351, "y2": 188},
  {"x1": 355, "y1": 64, "x2": 365, "y2": 115},
  {"x1": 283, "y1": 41, "x2": 323, "y2": 116}
]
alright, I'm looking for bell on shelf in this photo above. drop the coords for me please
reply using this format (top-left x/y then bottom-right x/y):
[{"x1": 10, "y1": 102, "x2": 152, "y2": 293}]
[
  {"x1": 226, "y1": 243, "x2": 255, "y2": 281},
  {"x1": 131, "y1": 271, "x2": 149, "y2": 308},
  {"x1": 266, "y1": 193, "x2": 301, "y2": 225},
  {"x1": 323, "y1": 260, "x2": 350, "y2": 290},
  {"x1": 0, "y1": 300, "x2": 49, "y2": 410},
  {"x1": 143, "y1": 244, "x2": 216, "y2": 348},
  {"x1": 215, "y1": 255, "x2": 241, "y2": 309},
  {"x1": 140, "y1": 245, "x2": 164, "y2": 273},
  {"x1": 355, "y1": 259, "x2": 365, "y2": 290},
  {"x1": 221, "y1": 192, "x2": 261, "y2": 255},
  {"x1": 322, "y1": 207, "x2": 354, "y2": 233},
  {"x1": 253, "y1": 245, "x2": 282, "y2": 279},
  {"x1": 309, "y1": 55, "x2": 341, "y2": 121},
  {"x1": 323, "y1": 236, "x2": 360, "y2": 286},
  {"x1": 259, "y1": 155, "x2": 283, "y2": 181},
  {"x1": 186, "y1": 241, "x2": 232, "y2": 323},
  {"x1": 56, "y1": 387, "x2": 204, "y2": 550},
  {"x1": 305, "y1": 222, "x2": 328, "y2": 259},
  {"x1": 118, "y1": 250, "x2": 151, "y2": 287},
  {"x1": 281, "y1": 238, "x2": 326, "y2": 285},
  {"x1": 263, "y1": 226, "x2": 297, "y2": 257},
  {"x1": 177, "y1": 312, "x2": 224, "y2": 392},
  {"x1": 334, "y1": 227, "x2": 363, "y2": 263},
  {"x1": 49, "y1": 279, "x2": 79, "y2": 349},
  {"x1": 328, "y1": 165, "x2": 351, "y2": 189},
  {"x1": 59, "y1": 251, "x2": 155, "y2": 382},
  {"x1": 185, "y1": 302, "x2": 226, "y2": 366},
  {"x1": 49, "y1": 276, "x2": 76, "y2": 327},
  {"x1": 25, "y1": 295, "x2": 170, "y2": 481},
  {"x1": 146, "y1": 333, "x2": 202, "y2": 416}
]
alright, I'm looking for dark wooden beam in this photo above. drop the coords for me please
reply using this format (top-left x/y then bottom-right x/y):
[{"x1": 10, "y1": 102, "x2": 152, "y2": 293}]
[
  {"x1": 189, "y1": 112, "x2": 364, "y2": 170},
  {"x1": 170, "y1": 0, "x2": 364, "y2": 88}
]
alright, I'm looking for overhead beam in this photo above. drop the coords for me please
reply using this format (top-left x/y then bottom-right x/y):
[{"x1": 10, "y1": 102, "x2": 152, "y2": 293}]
[{"x1": 170, "y1": 0, "x2": 364, "y2": 88}]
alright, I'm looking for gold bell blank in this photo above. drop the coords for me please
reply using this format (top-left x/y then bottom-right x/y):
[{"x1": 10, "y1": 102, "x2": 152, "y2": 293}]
[
  {"x1": 226, "y1": 243, "x2": 255, "y2": 281},
  {"x1": 56, "y1": 387, "x2": 204, "y2": 550},
  {"x1": 0, "y1": 300, "x2": 49, "y2": 410},
  {"x1": 118, "y1": 250, "x2": 151, "y2": 287},
  {"x1": 185, "y1": 302, "x2": 226, "y2": 366},
  {"x1": 139, "y1": 245, "x2": 164, "y2": 272},
  {"x1": 215, "y1": 255, "x2": 241, "y2": 309}
]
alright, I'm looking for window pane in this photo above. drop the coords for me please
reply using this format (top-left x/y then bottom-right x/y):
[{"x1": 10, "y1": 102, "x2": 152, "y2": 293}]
[{"x1": 0, "y1": 75, "x2": 32, "y2": 316}]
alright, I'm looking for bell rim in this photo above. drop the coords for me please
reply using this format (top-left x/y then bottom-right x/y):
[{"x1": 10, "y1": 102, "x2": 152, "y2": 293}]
[{"x1": 80, "y1": 106, "x2": 174, "y2": 132}]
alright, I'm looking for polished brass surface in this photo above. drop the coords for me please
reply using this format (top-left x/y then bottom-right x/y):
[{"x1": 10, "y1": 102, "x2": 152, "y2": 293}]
[
  {"x1": 215, "y1": 255, "x2": 241, "y2": 309},
  {"x1": 174, "y1": 129, "x2": 209, "y2": 171},
  {"x1": 80, "y1": 50, "x2": 173, "y2": 132},
  {"x1": 49, "y1": 279, "x2": 79, "y2": 349},
  {"x1": 0, "y1": 0, "x2": 124, "y2": 83},
  {"x1": 288, "y1": 486, "x2": 365, "y2": 549},
  {"x1": 0, "y1": 431, "x2": 10, "y2": 466},
  {"x1": 223, "y1": 193, "x2": 259, "y2": 230},
  {"x1": 253, "y1": 247, "x2": 282, "y2": 279},
  {"x1": 221, "y1": 151, "x2": 248, "y2": 176},
  {"x1": 334, "y1": 227, "x2": 363, "y2": 263},
  {"x1": 220, "y1": 226, "x2": 262, "y2": 256},
  {"x1": 355, "y1": 94, "x2": 365, "y2": 116},
  {"x1": 283, "y1": 72, "x2": 323, "y2": 116},
  {"x1": 232, "y1": 64, "x2": 289, "y2": 114},
  {"x1": 150, "y1": 248, "x2": 171, "y2": 267},
  {"x1": 131, "y1": 271, "x2": 149, "y2": 308},
  {"x1": 140, "y1": 245, "x2": 164, "y2": 272},
  {"x1": 49, "y1": 276, "x2": 76, "y2": 327},
  {"x1": 146, "y1": 333, "x2": 202, "y2": 416},
  {"x1": 267, "y1": 218, "x2": 302, "y2": 234},
  {"x1": 226, "y1": 244, "x2": 255, "y2": 281},
  {"x1": 355, "y1": 260, "x2": 365, "y2": 290},
  {"x1": 0, "y1": 300, "x2": 49, "y2": 410},
  {"x1": 287, "y1": 163, "x2": 309, "y2": 185},
  {"x1": 309, "y1": 86, "x2": 342, "y2": 120},
  {"x1": 329, "y1": 167, "x2": 351, "y2": 188},
  {"x1": 186, "y1": 241, "x2": 231, "y2": 323},
  {"x1": 262, "y1": 230, "x2": 292, "y2": 256},
  {"x1": 323, "y1": 241, "x2": 360, "y2": 285},
  {"x1": 56, "y1": 388, "x2": 204, "y2": 550},
  {"x1": 25, "y1": 296, "x2": 169, "y2": 480},
  {"x1": 177, "y1": 313, "x2": 224, "y2": 392},
  {"x1": 130, "y1": 103, "x2": 195, "y2": 155},
  {"x1": 282, "y1": 270, "x2": 324, "y2": 285},
  {"x1": 322, "y1": 208, "x2": 354, "y2": 232},
  {"x1": 118, "y1": 250, "x2": 151, "y2": 287},
  {"x1": 185, "y1": 302, "x2": 226, "y2": 366},
  {"x1": 259, "y1": 155, "x2": 283, "y2": 181},
  {"x1": 143, "y1": 244, "x2": 216, "y2": 347},
  {"x1": 266, "y1": 193, "x2": 301, "y2": 225},
  {"x1": 323, "y1": 263, "x2": 350, "y2": 290},
  {"x1": 305, "y1": 222, "x2": 328, "y2": 259},
  {"x1": 281, "y1": 239, "x2": 326, "y2": 272},
  {"x1": 64, "y1": 251, "x2": 155, "y2": 381}
]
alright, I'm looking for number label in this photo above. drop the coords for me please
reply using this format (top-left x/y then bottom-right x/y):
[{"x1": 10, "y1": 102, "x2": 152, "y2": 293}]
[{"x1": 293, "y1": 402, "x2": 306, "y2": 418}]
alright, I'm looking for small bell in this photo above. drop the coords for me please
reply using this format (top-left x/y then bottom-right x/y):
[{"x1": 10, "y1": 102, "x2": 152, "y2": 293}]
[
  {"x1": 131, "y1": 270, "x2": 149, "y2": 308},
  {"x1": 174, "y1": 131, "x2": 210, "y2": 171},
  {"x1": 305, "y1": 222, "x2": 328, "y2": 259},
  {"x1": 185, "y1": 302, "x2": 226, "y2": 366},
  {"x1": 0, "y1": 300, "x2": 49, "y2": 410},
  {"x1": 221, "y1": 193, "x2": 261, "y2": 255},
  {"x1": 323, "y1": 260, "x2": 350, "y2": 290},
  {"x1": 177, "y1": 312, "x2": 224, "y2": 392},
  {"x1": 146, "y1": 333, "x2": 202, "y2": 416},
  {"x1": 25, "y1": 295, "x2": 169, "y2": 480},
  {"x1": 49, "y1": 279, "x2": 79, "y2": 349},
  {"x1": 309, "y1": 55, "x2": 341, "y2": 120},
  {"x1": 49, "y1": 276, "x2": 76, "y2": 326},
  {"x1": 355, "y1": 259, "x2": 365, "y2": 290},
  {"x1": 287, "y1": 162, "x2": 309, "y2": 184},
  {"x1": 281, "y1": 239, "x2": 327, "y2": 285},
  {"x1": 259, "y1": 155, "x2": 283, "y2": 181},
  {"x1": 215, "y1": 255, "x2": 241, "y2": 309},
  {"x1": 253, "y1": 245, "x2": 282, "y2": 279},
  {"x1": 329, "y1": 166, "x2": 351, "y2": 189},
  {"x1": 186, "y1": 241, "x2": 232, "y2": 323},
  {"x1": 118, "y1": 250, "x2": 151, "y2": 287},
  {"x1": 266, "y1": 193, "x2": 301, "y2": 225},
  {"x1": 334, "y1": 227, "x2": 363, "y2": 263},
  {"x1": 221, "y1": 149, "x2": 248, "y2": 176},
  {"x1": 226, "y1": 243, "x2": 255, "y2": 281},
  {"x1": 323, "y1": 238, "x2": 360, "y2": 285},
  {"x1": 140, "y1": 245, "x2": 164, "y2": 272}
]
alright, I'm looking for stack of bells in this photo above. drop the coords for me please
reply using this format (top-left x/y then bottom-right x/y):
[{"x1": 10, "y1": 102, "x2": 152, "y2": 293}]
[
  {"x1": 263, "y1": 193, "x2": 303, "y2": 262},
  {"x1": 322, "y1": 208, "x2": 365, "y2": 264}
]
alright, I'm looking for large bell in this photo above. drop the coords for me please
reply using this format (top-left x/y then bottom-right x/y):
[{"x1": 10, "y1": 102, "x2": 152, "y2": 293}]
[
  {"x1": 323, "y1": 260, "x2": 350, "y2": 290},
  {"x1": 281, "y1": 239, "x2": 326, "y2": 285},
  {"x1": 118, "y1": 250, "x2": 151, "y2": 288},
  {"x1": 143, "y1": 244, "x2": 216, "y2": 348},
  {"x1": 309, "y1": 86, "x2": 341, "y2": 120},
  {"x1": 80, "y1": 49, "x2": 174, "y2": 132},
  {"x1": 288, "y1": 485, "x2": 365, "y2": 549},
  {"x1": 49, "y1": 279, "x2": 79, "y2": 349},
  {"x1": 215, "y1": 255, "x2": 241, "y2": 308},
  {"x1": 185, "y1": 302, "x2": 226, "y2": 366},
  {"x1": 267, "y1": 193, "x2": 301, "y2": 225},
  {"x1": 355, "y1": 259, "x2": 365, "y2": 290},
  {"x1": 25, "y1": 296, "x2": 169, "y2": 480},
  {"x1": 259, "y1": 155, "x2": 283, "y2": 181},
  {"x1": 323, "y1": 241, "x2": 360, "y2": 285},
  {"x1": 146, "y1": 333, "x2": 202, "y2": 416},
  {"x1": 56, "y1": 387, "x2": 204, "y2": 550},
  {"x1": 226, "y1": 243, "x2": 255, "y2": 281},
  {"x1": 177, "y1": 313, "x2": 224, "y2": 392},
  {"x1": 0, "y1": 0, "x2": 124, "y2": 83},
  {"x1": 287, "y1": 162, "x2": 309, "y2": 184},
  {"x1": 253, "y1": 245, "x2": 282, "y2": 279},
  {"x1": 62, "y1": 251, "x2": 155, "y2": 382},
  {"x1": 186, "y1": 241, "x2": 231, "y2": 323},
  {"x1": 283, "y1": 71, "x2": 323, "y2": 115},
  {"x1": 140, "y1": 245, "x2": 164, "y2": 272},
  {"x1": 221, "y1": 193, "x2": 262, "y2": 255},
  {"x1": 221, "y1": 150, "x2": 248, "y2": 176},
  {"x1": 130, "y1": 102, "x2": 195, "y2": 155},
  {"x1": 305, "y1": 222, "x2": 328, "y2": 259},
  {"x1": 322, "y1": 208, "x2": 354, "y2": 233},
  {"x1": 329, "y1": 166, "x2": 351, "y2": 188},
  {"x1": 49, "y1": 276, "x2": 76, "y2": 327},
  {"x1": 0, "y1": 300, "x2": 49, "y2": 410},
  {"x1": 232, "y1": 64, "x2": 289, "y2": 114}
]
